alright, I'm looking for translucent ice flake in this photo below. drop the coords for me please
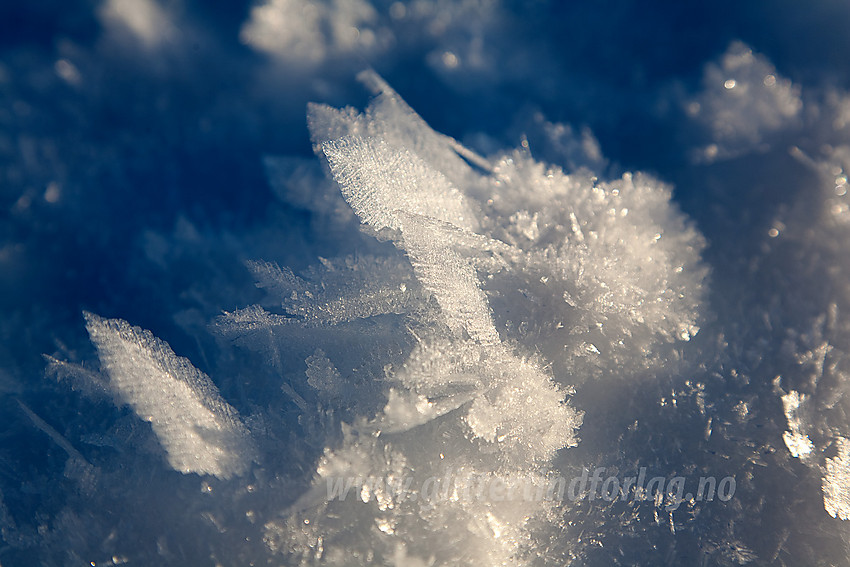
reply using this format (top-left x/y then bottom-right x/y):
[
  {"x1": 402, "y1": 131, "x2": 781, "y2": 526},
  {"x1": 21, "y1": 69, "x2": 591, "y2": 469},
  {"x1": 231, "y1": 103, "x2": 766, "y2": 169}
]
[
  {"x1": 309, "y1": 70, "x2": 490, "y2": 192},
  {"x1": 85, "y1": 313, "x2": 256, "y2": 479},
  {"x1": 321, "y1": 136, "x2": 498, "y2": 343},
  {"x1": 215, "y1": 304, "x2": 291, "y2": 335},
  {"x1": 321, "y1": 135, "x2": 477, "y2": 231},
  {"x1": 248, "y1": 255, "x2": 422, "y2": 324}
]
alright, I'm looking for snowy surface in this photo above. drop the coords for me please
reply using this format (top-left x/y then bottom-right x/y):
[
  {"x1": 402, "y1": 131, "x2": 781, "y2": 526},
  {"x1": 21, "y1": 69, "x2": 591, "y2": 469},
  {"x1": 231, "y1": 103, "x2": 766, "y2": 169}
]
[{"x1": 3, "y1": 1, "x2": 850, "y2": 565}]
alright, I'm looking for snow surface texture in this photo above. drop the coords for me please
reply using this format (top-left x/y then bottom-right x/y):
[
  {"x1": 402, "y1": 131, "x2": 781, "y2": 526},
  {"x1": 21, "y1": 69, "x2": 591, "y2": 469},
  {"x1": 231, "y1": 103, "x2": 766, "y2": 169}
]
[{"x1": 6, "y1": 1, "x2": 850, "y2": 564}]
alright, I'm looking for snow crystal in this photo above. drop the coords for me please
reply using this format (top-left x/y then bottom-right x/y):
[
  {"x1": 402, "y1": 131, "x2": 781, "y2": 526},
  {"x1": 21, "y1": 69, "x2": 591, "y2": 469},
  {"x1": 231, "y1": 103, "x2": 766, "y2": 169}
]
[
  {"x1": 248, "y1": 255, "x2": 422, "y2": 324},
  {"x1": 321, "y1": 136, "x2": 478, "y2": 232},
  {"x1": 216, "y1": 304, "x2": 291, "y2": 335},
  {"x1": 310, "y1": 70, "x2": 491, "y2": 192},
  {"x1": 85, "y1": 313, "x2": 256, "y2": 479}
]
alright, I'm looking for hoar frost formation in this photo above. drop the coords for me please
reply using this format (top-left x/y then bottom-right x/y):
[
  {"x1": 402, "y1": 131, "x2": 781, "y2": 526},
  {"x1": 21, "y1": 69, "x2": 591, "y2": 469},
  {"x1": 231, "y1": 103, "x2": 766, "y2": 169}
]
[
  {"x1": 75, "y1": 72, "x2": 706, "y2": 565},
  {"x1": 4, "y1": 0, "x2": 850, "y2": 557}
]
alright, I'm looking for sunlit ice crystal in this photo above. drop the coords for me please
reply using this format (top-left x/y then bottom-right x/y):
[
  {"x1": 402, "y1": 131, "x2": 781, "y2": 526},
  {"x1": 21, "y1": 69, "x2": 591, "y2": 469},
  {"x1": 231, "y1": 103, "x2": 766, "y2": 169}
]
[
  {"x1": 238, "y1": 71, "x2": 707, "y2": 565},
  {"x1": 85, "y1": 312, "x2": 256, "y2": 480}
]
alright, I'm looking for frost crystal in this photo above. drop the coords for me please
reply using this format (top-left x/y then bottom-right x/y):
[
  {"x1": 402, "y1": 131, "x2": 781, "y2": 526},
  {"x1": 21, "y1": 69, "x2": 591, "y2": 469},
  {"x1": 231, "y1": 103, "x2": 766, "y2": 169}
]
[
  {"x1": 85, "y1": 312, "x2": 256, "y2": 479},
  {"x1": 238, "y1": 71, "x2": 707, "y2": 564}
]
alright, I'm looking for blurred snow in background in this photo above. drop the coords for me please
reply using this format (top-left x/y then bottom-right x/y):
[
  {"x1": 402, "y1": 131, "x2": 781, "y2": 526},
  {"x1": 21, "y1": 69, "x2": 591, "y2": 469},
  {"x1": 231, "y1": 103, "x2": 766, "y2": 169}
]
[
  {"x1": 3, "y1": 0, "x2": 850, "y2": 565},
  {"x1": 686, "y1": 41, "x2": 803, "y2": 163}
]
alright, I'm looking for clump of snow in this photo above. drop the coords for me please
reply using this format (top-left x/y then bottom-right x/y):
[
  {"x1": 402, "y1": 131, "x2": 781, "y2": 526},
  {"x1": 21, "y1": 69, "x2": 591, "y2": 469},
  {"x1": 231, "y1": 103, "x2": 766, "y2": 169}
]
[
  {"x1": 687, "y1": 41, "x2": 802, "y2": 162},
  {"x1": 85, "y1": 312, "x2": 256, "y2": 479},
  {"x1": 98, "y1": 0, "x2": 177, "y2": 47},
  {"x1": 824, "y1": 437, "x2": 850, "y2": 520},
  {"x1": 478, "y1": 157, "x2": 707, "y2": 380},
  {"x1": 781, "y1": 390, "x2": 814, "y2": 459},
  {"x1": 240, "y1": 0, "x2": 385, "y2": 66}
]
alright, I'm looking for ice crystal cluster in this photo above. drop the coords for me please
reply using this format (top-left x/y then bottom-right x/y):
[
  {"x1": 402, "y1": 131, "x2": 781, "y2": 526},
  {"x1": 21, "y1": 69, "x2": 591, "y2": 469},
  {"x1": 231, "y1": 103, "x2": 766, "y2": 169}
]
[
  {"x1": 8, "y1": 2, "x2": 850, "y2": 564},
  {"x1": 58, "y1": 70, "x2": 700, "y2": 565},
  {"x1": 50, "y1": 72, "x2": 706, "y2": 565},
  {"x1": 249, "y1": 72, "x2": 703, "y2": 565}
]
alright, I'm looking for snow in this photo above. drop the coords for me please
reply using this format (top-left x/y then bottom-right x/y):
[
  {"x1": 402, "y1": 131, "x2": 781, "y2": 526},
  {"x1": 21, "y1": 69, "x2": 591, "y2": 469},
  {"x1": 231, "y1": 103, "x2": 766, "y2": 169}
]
[
  {"x1": 99, "y1": 0, "x2": 177, "y2": 47},
  {"x1": 4, "y1": 1, "x2": 850, "y2": 565},
  {"x1": 241, "y1": 0, "x2": 383, "y2": 66},
  {"x1": 226, "y1": 71, "x2": 707, "y2": 564},
  {"x1": 84, "y1": 313, "x2": 256, "y2": 479},
  {"x1": 824, "y1": 437, "x2": 850, "y2": 521},
  {"x1": 781, "y1": 390, "x2": 814, "y2": 459},
  {"x1": 248, "y1": 76, "x2": 587, "y2": 563},
  {"x1": 687, "y1": 41, "x2": 802, "y2": 163}
]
